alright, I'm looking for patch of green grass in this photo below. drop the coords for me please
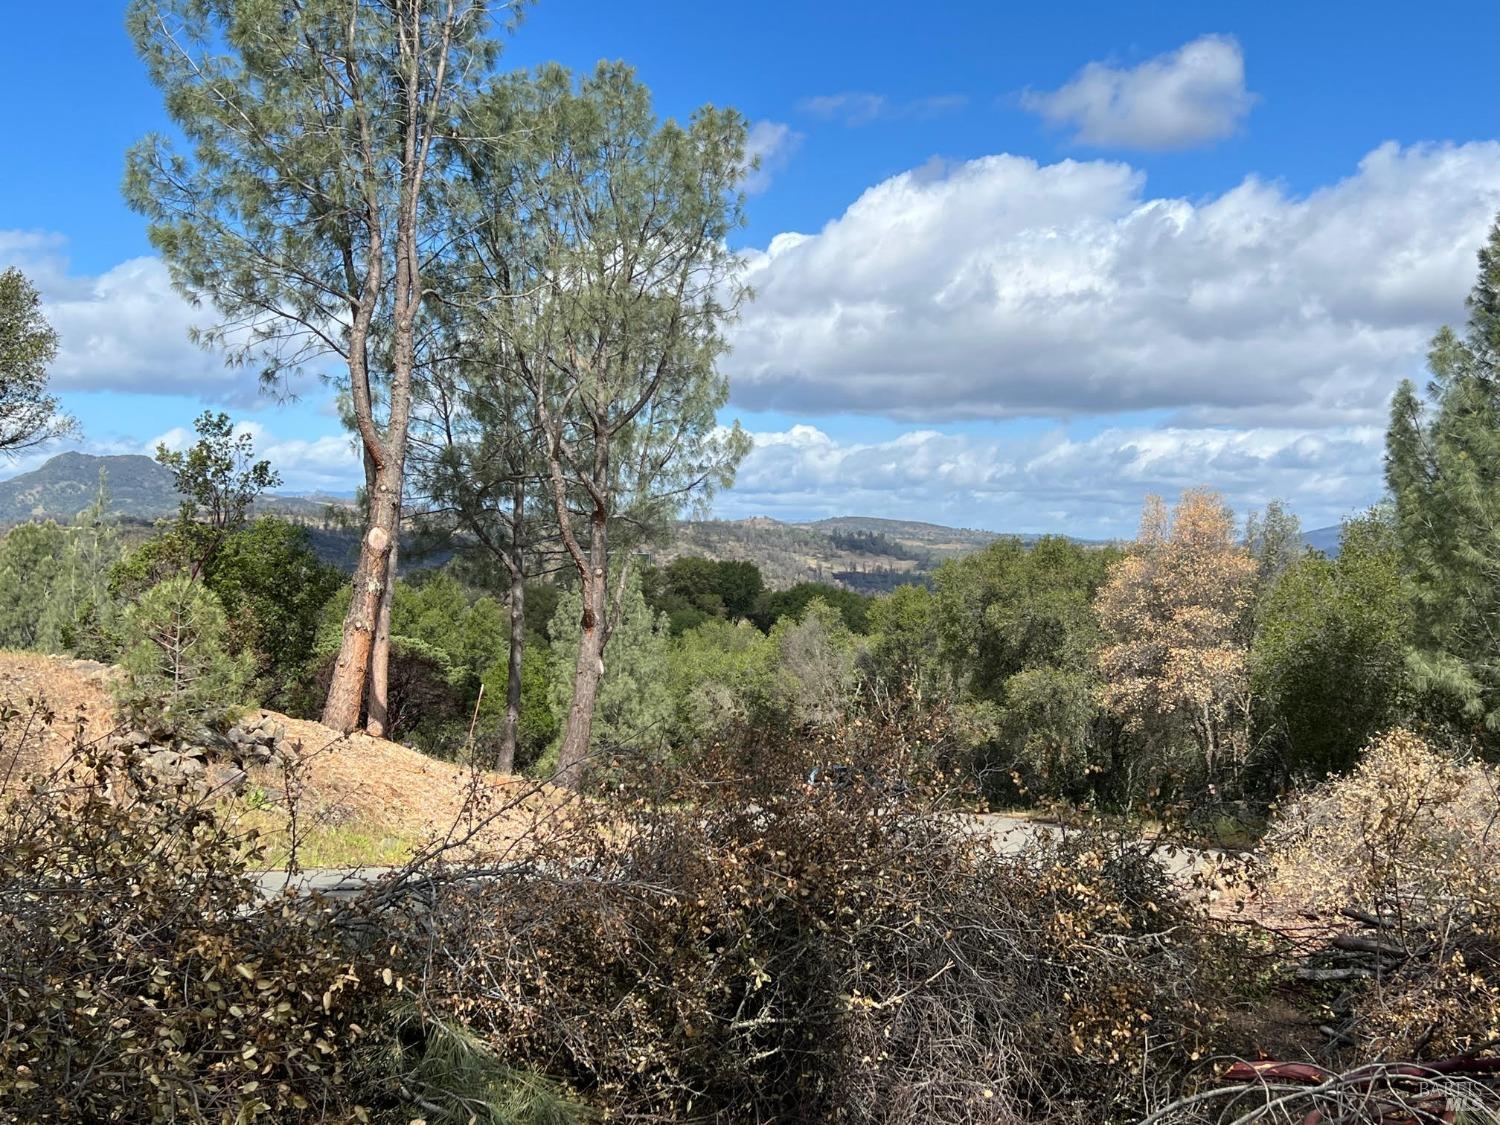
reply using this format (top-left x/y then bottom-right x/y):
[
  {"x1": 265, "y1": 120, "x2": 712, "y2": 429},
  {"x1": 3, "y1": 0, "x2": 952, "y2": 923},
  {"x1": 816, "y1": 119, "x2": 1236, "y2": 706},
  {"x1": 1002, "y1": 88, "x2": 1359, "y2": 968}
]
[
  {"x1": 228, "y1": 804, "x2": 421, "y2": 868},
  {"x1": 374, "y1": 1008, "x2": 587, "y2": 1125}
]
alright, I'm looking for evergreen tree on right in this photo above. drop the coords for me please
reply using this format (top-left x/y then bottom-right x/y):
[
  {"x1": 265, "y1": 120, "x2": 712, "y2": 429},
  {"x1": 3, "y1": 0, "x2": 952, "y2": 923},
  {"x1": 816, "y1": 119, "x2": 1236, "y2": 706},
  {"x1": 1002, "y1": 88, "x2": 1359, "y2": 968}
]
[{"x1": 1386, "y1": 214, "x2": 1500, "y2": 740}]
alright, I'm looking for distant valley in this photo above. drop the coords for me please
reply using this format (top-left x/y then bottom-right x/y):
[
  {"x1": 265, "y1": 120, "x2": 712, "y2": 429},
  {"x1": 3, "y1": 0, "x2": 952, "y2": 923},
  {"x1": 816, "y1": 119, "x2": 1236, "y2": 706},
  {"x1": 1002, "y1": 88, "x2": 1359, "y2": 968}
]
[
  {"x1": 655, "y1": 516, "x2": 1101, "y2": 592},
  {"x1": 0, "y1": 452, "x2": 1344, "y2": 590}
]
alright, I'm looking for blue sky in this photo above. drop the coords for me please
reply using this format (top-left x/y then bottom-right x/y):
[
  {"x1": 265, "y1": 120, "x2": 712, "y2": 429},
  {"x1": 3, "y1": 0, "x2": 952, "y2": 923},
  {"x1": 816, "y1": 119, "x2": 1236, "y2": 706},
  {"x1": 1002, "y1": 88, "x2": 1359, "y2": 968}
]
[{"x1": 4, "y1": 0, "x2": 1500, "y2": 535}]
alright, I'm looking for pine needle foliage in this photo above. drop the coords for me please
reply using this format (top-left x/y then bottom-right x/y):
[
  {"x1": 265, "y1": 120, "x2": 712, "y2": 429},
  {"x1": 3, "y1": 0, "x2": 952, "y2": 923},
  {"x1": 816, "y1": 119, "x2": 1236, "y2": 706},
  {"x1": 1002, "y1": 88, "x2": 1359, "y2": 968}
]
[
  {"x1": 114, "y1": 573, "x2": 254, "y2": 739},
  {"x1": 0, "y1": 267, "x2": 75, "y2": 455},
  {"x1": 1386, "y1": 215, "x2": 1500, "y2": 740},
  {"x1": 374, "y1": 1009, "x2": 585, "y2": 1125}
]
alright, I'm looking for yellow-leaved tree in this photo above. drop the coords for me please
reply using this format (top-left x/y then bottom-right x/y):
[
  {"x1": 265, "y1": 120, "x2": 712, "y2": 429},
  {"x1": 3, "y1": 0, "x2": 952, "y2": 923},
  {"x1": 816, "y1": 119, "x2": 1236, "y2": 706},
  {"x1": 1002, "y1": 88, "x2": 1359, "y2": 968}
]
[{"x1": 1095, "y1": 488, "x2": 1258, "y2": 789}]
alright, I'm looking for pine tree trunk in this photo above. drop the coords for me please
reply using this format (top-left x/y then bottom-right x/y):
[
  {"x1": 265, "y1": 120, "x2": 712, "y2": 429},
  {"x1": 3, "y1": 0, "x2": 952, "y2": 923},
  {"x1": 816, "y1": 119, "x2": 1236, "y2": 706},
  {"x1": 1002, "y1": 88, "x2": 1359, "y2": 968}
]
[
  {"x1": 322, "y1": 460, "x2": 402, "y2": 732},
  {"x1": 499, "y1": 479, "x2": 525, "y2": 774},
  {"x1": 500, "y1": 577, "x2": 523, "y2": 775},
  {"x1": 541, "y1": 418, "x2": 611, "y2": 790},
  {"x1": 323, "y1": 2, "x2": 425, "y2": 735},
  {"x1": 365, "y1": 520, "x2": 399, "y2": 738},
  {"x1": 555, "y1": 569, "x2": 605, "y2": 788}
]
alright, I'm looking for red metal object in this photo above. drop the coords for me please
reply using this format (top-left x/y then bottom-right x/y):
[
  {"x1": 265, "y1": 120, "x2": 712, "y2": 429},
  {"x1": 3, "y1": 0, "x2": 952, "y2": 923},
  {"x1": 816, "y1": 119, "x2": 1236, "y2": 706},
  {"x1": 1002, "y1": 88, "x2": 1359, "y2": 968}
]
[{"x1": 1223, "y1": 1060, "x2": 1333, "y2": 1084}]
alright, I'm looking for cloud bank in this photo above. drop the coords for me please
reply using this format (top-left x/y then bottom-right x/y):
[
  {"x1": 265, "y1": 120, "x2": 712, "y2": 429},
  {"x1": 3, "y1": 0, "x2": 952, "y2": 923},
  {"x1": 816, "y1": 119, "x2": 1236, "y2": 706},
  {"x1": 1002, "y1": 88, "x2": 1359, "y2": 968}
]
[
  {"x1": 8, "y1": 133, "x2": 1500, "y2": 535},
  {"x1": 0, "y1": 231, "x2": 257, "y2": 401},
  {"x1": 715, "y1": 422, "x2": 1383, "y2": 538},
  {"x1": 729, "y1": 141, "x2": 1500, "y2": 426},
  {"x1": 151, "y1": 420, "x2": 357, "y2": 494}
]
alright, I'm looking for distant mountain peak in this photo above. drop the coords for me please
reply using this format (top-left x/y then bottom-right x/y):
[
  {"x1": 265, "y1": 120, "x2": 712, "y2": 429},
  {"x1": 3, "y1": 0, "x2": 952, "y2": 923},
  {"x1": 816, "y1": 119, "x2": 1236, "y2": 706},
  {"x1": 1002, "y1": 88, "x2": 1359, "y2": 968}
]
[
  {"x1": 0, "y1": 451, "x2": 348, "y2": 526},
  {"x1": 0, "y1": 452, "x2": 178, "y2": 524}
]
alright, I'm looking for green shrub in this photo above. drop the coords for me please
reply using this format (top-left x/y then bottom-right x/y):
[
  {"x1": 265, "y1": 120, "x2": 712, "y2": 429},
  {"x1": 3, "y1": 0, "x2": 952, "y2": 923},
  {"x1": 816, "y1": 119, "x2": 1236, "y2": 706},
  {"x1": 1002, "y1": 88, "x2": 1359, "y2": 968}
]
[
  {"x1": 114, "y1": 574, "x2": 254, "y2": 739},
  {"x1": 767, "y1": 596, "x2": 860, "y2": 729},
  {"x1": 1251, "y1": 511, "x2": 1413, "y2": 778},
  {"x1": 666, "y1": 617, "x2": 773, "y2": 741},
  {"x1": 111, "y1": 518, "x2": 343, "y2": 706},
  {"x1": 478, "y1": 644, "x2": 557, "y2": 771},
  {"x1": 751, "y1": 580, "x2": 872, "y2": 633},
  {"x1": 545, "y1": 573, "x2": 673, "y2": 761},
  {"x1": 0, "y1": 481, "x2": 124, "y2": 658},
  {"x1": 201, "y1": 518, "x2": 344, "y2": 704}
]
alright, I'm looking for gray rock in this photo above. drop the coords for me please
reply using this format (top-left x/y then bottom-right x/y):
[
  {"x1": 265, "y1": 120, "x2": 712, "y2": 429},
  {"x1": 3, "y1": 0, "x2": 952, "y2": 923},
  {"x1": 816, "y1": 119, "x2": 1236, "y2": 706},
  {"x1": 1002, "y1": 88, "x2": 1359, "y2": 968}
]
[
  {"x1": 144, "y1": 745, "x2": 206, "y2": 780},
  {"x1": 145, "y1": 748, "x2": 179, "y2": 774}
]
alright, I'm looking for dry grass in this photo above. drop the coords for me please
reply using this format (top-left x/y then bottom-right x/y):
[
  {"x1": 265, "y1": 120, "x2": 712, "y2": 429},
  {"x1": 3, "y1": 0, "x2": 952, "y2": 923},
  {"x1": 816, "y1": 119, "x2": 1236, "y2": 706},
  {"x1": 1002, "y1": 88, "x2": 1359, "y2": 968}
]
[
  {"x1": 0, "y1": 650, "x2": 565, "y2": 868},
  {"x1": 0, "y1": 650, "x2": 118, "y2": 784}
]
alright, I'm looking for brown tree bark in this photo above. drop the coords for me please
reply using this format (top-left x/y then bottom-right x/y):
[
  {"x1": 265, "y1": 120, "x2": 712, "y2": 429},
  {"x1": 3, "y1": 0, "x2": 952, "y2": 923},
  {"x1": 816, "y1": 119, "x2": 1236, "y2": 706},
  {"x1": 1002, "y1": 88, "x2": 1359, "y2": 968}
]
[
  {"x1": 555, "y1": 560, "x2": 605, "y2": 789},
  {"x1": 320, "y1": 260, "x2": 387, "y2": 732},
  {"x1": 498, "y1": 476, "x2": 526, "y2": 774},
  {"x1": 321, "y1": 2, "x2": 441, "y2": 731},
  {"x1": 323, "y1": 463, "x2": 402, "y2": 730},
  {"x1": 549, "y1": 430, "x2": 609, "y2": 789},
  {"x1": 365, "y1": 514, "x2": 399, "y2": 738}
]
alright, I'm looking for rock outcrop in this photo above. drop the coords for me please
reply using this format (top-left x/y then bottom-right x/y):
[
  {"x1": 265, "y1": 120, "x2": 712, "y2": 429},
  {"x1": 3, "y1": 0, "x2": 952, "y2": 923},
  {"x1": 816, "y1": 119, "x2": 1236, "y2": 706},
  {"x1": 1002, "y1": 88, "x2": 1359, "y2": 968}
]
[{"x1": 105, "y1": 714, "x2": 300, "y2": 793}]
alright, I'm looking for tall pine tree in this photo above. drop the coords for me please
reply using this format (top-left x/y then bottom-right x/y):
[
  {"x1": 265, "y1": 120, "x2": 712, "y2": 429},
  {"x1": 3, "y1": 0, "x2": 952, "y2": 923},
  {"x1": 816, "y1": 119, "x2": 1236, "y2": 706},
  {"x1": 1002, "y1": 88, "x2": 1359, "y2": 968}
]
[
  {"x1": 126, "y1": 0, "x2": 508, "y2": 736},
  {"x1": 1386, "y1": 216, "x2": 1500, "y2": 737}
]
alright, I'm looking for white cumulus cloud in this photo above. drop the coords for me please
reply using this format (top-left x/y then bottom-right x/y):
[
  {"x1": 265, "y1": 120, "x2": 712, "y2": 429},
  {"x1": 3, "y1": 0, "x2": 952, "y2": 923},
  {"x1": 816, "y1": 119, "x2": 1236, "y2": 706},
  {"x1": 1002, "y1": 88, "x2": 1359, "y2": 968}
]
[
  {"x1": 728, "y1": 141, "x2": 1500, "y2": 426},
  {"x1": 1021, "y1": 34, "x2": 1256, "y2": 150},
  {"x1": 0, "y1": 231, "x2": 260, "y2": 401},
  {"x1": 149, "y1": 421, "x2": 357, "y2": 494}
]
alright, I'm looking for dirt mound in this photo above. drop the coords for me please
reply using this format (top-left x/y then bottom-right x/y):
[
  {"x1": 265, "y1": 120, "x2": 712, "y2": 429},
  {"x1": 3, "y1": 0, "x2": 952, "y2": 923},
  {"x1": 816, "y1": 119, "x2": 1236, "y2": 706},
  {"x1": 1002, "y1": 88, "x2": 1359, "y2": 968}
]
[
  {"x1": 0, "y1": 650, "x2": 559, "y2": 866},
  {"x1": 0, "y1": 651, "x2": 118, "y2": 784},
  {"x1": 243, "y1": 709, "x2": 556, "y2": 864}
]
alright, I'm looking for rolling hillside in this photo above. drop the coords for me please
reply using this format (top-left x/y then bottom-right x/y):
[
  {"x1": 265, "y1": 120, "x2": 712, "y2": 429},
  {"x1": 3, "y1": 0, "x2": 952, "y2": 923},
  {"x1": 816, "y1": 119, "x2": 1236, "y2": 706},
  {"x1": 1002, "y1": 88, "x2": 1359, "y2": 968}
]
[
  {"x1": 651, "y1": 516, "x2": 1105, "y2": 592},
  {"x1": 657, "y1": 518, "x2": 939, "y2": 591},
  {"x1": 2, "y1": 452, "x2": 1344, "y2": 591},
  {"x1": 0, "y1": 452, "x2": 179, "y2": 522},
  {"x1": 1, "y1": 454, "x2": 1011, "y2": 590}
]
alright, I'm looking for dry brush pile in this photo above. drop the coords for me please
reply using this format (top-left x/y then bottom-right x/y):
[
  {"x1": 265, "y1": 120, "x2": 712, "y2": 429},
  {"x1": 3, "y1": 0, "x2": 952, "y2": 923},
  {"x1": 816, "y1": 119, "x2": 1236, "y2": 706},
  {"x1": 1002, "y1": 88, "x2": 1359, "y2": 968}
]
[
  {"x1": 1264, "y1": 729, "x2": 1500, "y2": 1061},
  {"x1": 1148, "y1": 729, "x2": 1500, "y2": 1123},
  {"x1": 0, "y1": 698, "x2": 577, "y2": 1124},
  {"x1": 398, "y1": 716, "x2": 1241, "y2": 1123},
  {"x1": 18, "y1": 681, "x2": 1500, "y2": 1123},
  {"x1": 0, "y1": 701, "x2": 385, "y2": 1121}
]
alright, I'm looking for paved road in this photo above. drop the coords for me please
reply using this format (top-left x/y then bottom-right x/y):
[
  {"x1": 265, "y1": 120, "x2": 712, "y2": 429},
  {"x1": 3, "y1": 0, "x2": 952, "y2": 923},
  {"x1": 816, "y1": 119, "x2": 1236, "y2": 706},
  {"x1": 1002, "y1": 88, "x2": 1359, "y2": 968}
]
[
  {"x1": 255, "y1": 867, "x2": 398, "y2": 901},
  {"x1": 965, "y1": 813, "x2": 1234, "y2": 881},
  {"x1": 252, "y1": 816, "x2": 1234, "y2": 902},
  {"x1": 967, "y1": 813, "x2": 1066, "y2": 854}
]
